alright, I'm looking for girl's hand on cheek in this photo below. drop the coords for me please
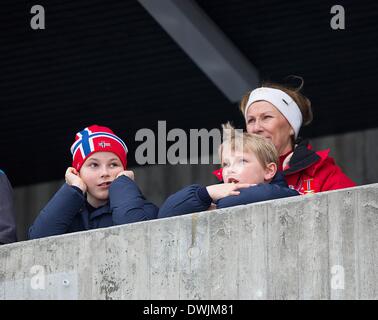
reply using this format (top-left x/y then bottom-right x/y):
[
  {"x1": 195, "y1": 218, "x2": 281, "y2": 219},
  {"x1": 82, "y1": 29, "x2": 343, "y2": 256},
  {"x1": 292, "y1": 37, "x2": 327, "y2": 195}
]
[{"x1": 65, "y1": 167, "x2": 87, "y2": 193}]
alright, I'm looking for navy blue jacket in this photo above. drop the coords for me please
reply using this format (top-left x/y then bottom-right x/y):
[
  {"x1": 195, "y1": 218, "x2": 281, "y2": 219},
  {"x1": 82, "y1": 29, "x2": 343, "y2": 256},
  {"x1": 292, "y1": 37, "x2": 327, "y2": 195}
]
[
  {"x1": 29, "y1": 176, "x2": 158, "y2": 239},
  {"x1": 0, "y1": 170, "x2": 17, "y2": 244},
  {"x1": 158, "y1": 172, "x2": 299, "y2": 218}
]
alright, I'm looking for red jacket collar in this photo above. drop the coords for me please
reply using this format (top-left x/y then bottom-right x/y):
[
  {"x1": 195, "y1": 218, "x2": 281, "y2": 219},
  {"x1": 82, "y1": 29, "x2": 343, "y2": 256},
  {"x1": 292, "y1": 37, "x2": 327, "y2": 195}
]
[
  {"x1": 213, "y1": 168, "x2": 223, "y2": 181},
  {"x1": 283, "y1": 140, "x2": 330, "y2": 176}
]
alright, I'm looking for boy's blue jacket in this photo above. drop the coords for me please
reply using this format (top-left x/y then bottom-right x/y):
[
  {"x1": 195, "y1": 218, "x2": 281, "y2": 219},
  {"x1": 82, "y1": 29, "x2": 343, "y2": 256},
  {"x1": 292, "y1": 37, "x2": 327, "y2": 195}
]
[
  {"x1": 158, "y1": 172, "x2": 299, "y2": 218},
  {"x1": 29, "y1": 176, "x2": 158, "y2": 239},
  {"x1": 0, "y1": 170, "x2": 17, "y2": 244}
]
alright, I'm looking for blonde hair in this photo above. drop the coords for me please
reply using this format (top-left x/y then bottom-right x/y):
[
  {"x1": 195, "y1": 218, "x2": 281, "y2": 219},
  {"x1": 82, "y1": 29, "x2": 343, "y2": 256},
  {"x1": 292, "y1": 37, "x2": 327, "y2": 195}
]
[
  {"x1": 240, "y1": 77, "x2": 313, "y2": 127},
  {"x1": 219, "y1": 123, "x2": 278, "y2": 168}
]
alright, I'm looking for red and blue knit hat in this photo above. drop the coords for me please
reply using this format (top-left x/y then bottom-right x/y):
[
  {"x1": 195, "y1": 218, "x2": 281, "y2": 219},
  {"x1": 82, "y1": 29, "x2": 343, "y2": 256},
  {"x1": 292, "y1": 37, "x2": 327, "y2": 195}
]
[{"x1": 70, "y1": 125, "x2": 128, "y2": 171}]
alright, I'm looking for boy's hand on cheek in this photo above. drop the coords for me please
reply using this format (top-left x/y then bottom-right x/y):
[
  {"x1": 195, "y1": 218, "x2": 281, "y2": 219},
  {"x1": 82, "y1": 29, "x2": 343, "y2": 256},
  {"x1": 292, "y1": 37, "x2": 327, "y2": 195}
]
[
  {"x1": 65, "y1": 167, "x2": 87, "y2": 193},
  {"x1": 116, "y1": 170, "x2": 135, "y2": 181},
  {"x1": 206, "y1": 183, "x2": 252, "y2": 201}
]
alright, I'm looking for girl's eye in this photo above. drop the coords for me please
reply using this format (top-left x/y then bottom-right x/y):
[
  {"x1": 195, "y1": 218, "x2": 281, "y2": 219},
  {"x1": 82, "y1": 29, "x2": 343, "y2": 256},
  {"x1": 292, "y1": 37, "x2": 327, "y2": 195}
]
[
  {"x1": 222, "y1": 163, "x2": 229, "y2": 167},
  {"x1": 248, "y1": 118, "x2": 255, "y2": 124},
  {"x1": 89, "y1": 163, "x2": 98, "y2": 168},
  {"x1": 263, "y1": 115, "x2": 272, "y2": 120},
  {"x1": 110, "y1": 163, "x2": 120, "y2": 168}
]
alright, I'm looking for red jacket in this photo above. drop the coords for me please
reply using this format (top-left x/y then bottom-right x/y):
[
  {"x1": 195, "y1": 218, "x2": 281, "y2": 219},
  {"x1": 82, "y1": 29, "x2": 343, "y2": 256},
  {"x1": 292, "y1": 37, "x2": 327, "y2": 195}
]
[
  {"x1": 280, "y1": 140, "x2": 356, "y2": 194},
  {"x1": 213, "y1": 140, "x2": 356, "y2": 195}
]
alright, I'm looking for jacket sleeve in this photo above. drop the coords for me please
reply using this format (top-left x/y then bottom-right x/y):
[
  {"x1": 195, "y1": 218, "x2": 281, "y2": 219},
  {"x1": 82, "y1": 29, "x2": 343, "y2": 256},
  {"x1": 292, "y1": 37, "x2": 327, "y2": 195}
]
[
  {"x1": 158, "y1": 184, "x2": 212, "y2": 218},
  {"x1": 318, "y1": 157, "x2": 356, "y2": 192},
  {"x1": 28, "y1": 184, "x2": 85, "y2": 239},
  {"x1": 0, "y1": 171, "x2": 17, "y2": 244},
  {"x1": 109, "y1": 176, "x2": 158, "y2": 225},
  {"x1": 216, "y1": 184, "x2": 299, "y2": 209}
]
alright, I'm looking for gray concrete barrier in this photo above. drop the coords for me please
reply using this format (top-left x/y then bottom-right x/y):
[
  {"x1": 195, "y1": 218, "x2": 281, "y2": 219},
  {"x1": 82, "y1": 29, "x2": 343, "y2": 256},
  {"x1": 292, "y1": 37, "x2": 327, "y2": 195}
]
[{"x1": 1, "y1": 184, "x2": 378, "y2": 299}]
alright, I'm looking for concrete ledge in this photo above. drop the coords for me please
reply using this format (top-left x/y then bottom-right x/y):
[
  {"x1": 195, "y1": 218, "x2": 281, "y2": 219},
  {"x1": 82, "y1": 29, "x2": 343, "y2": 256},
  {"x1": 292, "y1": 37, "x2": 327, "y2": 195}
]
[{"x1": 1, "y1": 184, "x2": 378, "y2": 299}]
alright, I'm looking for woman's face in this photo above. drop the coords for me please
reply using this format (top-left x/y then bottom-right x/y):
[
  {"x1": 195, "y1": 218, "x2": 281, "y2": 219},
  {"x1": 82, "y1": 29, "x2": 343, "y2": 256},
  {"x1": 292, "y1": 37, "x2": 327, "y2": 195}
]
[{"x1": 245, "y1": 101, "x2": 294, "y2": 155}]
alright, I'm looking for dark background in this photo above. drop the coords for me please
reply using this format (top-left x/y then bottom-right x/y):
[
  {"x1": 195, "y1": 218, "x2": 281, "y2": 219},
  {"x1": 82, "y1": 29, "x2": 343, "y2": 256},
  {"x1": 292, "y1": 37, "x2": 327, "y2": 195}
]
[{"x1": 1, "y1": 0, "x2": 377, "y2": 187}]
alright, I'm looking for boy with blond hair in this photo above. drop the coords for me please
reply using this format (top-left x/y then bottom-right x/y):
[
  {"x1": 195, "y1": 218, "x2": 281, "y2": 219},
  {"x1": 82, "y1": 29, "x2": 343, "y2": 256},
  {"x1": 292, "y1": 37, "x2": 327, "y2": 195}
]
[{"x1": 158, "y1": 124, "x2": 298, "y2": 218}]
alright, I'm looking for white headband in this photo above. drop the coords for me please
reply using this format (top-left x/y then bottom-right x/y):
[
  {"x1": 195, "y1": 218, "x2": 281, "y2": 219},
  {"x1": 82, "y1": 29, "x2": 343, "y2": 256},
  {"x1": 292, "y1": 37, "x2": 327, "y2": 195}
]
[{"x1": 244, "y1": 87, "x2": 303, "y2": 138}]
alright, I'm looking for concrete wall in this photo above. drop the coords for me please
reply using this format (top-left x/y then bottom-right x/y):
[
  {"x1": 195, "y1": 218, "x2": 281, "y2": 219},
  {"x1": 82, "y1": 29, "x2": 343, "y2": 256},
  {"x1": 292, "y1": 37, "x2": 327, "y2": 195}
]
[{"x1": 1, "y1": 183, "x2": 378, "y2": 299}]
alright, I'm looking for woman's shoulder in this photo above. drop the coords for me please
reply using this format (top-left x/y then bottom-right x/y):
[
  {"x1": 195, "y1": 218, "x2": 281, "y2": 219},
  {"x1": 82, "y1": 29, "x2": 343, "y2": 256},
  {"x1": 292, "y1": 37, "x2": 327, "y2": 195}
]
[
  {"x1": 297, "y1": 141, "x2": 341, "y2": 173},
  {"x1": 285, "y1": 139, "x2": 346, "y2": 176},
  {"x1": 293, "y1": 141, "x2": 356, "y2": 188}
]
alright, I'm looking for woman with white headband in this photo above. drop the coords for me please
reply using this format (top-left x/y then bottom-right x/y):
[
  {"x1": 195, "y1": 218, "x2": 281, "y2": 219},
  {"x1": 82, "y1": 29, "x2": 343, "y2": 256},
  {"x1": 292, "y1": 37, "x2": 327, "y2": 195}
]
[{"x1": 239, "y1": 81, "x2": 355, "y2": 194}]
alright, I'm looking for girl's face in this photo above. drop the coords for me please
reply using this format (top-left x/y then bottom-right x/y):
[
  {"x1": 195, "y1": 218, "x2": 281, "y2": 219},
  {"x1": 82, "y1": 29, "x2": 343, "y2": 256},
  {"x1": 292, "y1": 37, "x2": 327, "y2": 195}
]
[
  {"x1": 79, "y1": 152, "x2": 124, "y2": 207},
  {"x1": 221, "y1": 148, "x2": 269, "y2": 185},
  {"x1": 245, "y1": 101, "x2": 294, "y2": 156}
]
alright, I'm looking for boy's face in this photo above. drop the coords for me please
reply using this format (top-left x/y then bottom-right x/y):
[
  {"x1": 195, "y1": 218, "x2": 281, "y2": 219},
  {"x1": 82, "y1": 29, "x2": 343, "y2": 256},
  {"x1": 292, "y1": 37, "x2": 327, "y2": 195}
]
[
  {"x1": 221, "y1": 148, "x2": 267, "y2": 185},
  {"x1": 79, "y1": 152, "x2": 124, "y2": 207}
]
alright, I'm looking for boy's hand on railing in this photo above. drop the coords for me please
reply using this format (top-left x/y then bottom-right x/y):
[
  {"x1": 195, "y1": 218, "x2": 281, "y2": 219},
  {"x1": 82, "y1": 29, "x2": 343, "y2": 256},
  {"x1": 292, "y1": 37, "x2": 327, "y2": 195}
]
[
  {"x1": 65, "y1": 167, "x2": 87, "y2": 193},
  {"x1": 206, "y1": 183, "x2": 253, "y2": 201},
  {"x1": 116, "y1": 170, "x2": 135, "y2": 181}
]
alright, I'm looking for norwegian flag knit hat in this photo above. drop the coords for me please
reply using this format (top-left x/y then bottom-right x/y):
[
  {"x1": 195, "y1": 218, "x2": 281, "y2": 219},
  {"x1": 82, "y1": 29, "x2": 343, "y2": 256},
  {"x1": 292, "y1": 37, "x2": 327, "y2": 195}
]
[{"x1": 70, "y1": 125, "x2": 128, "y2": 171}]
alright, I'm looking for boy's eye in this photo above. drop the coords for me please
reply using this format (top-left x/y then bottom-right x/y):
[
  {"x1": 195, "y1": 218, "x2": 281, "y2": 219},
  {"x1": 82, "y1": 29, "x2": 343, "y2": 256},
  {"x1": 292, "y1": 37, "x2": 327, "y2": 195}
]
[
  {"x1": 222, "y1": 162, "x2": 229, "y2": 167},
  {"x1": 89, "y1": 163, "x2": 98, "y2": 168},
  {"x1": 236, "y1": 158, "x2": 247, "y2": 164},
  {"x1": 110, "y1": 163, "x2": 120, "y2": 168}
]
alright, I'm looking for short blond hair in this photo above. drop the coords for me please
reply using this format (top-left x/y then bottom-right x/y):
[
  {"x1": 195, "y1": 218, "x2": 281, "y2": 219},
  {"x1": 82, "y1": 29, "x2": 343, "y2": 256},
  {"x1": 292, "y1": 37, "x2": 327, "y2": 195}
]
[{"x1": 219, "y1": 123, "x2": 278, "y2": 168}]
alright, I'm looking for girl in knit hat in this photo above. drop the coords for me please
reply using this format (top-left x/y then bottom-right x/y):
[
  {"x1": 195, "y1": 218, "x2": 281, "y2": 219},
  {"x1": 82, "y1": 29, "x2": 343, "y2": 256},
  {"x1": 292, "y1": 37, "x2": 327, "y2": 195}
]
[{"x1": 29, "y1": 125, "x2": 158, "y2": 239}]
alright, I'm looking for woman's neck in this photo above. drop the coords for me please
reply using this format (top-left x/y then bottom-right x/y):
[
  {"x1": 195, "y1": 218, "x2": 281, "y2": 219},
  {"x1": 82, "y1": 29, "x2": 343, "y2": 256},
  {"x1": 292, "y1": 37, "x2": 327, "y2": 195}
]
[
  {"x1": 278, "y1": 146, "x2": 294, "y2": 171},
  {"x1": 279, "y1": 144, "x2": 293, "y2": 157}
]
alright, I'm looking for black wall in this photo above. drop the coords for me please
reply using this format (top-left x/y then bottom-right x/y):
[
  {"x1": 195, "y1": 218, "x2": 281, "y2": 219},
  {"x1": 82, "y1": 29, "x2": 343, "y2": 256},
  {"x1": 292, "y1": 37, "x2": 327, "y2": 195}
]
[{"x1": 1, "y1": 0, "x2": 377, "y2": 187}]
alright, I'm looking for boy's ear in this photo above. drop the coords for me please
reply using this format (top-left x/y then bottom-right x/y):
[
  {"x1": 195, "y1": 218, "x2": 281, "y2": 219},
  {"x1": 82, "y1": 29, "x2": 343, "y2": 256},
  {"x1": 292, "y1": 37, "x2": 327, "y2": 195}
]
[{"x1": 264, "y1": 162, "x2": 277, "y2": 181}]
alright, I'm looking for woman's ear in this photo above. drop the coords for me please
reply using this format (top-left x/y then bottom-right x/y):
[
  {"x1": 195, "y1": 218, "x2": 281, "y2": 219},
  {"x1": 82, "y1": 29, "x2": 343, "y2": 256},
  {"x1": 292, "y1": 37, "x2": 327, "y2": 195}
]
[{"x1": 264, "y1": 162, "x2": 277, "y2": 182}]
